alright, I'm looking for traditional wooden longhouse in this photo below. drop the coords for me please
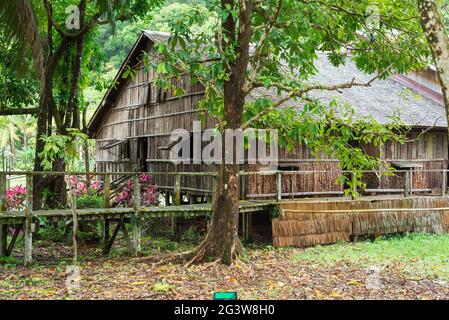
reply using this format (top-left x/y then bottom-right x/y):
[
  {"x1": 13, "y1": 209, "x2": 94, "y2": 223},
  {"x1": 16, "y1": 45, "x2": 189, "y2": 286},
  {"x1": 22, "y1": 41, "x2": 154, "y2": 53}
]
[{"x1": 88, "y1": 31, "x2": 448, "y2": 199}]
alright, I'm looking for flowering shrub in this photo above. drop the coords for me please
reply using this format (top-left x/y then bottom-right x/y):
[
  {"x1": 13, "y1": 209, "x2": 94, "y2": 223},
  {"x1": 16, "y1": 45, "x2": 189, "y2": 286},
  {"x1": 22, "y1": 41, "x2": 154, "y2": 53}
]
[
  {"x1": 115, "y1": 174, "x2": 158, "y2": 207},
  {"x1": 6, "y1": 185, "x2": 27, "y2": 210},
  {"x1": 68, "y1": 176, "x2": 102, "y2": 196}
]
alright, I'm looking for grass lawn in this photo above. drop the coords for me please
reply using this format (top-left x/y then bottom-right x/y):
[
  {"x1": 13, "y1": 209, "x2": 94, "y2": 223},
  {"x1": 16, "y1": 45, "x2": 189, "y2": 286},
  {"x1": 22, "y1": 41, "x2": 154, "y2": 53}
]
[
  {"x1": 294, "y1": 233, "x2": 449, "y2": 280},
  {"x1": 0, "y1": 233, "x2": 448, "y2": 299}
]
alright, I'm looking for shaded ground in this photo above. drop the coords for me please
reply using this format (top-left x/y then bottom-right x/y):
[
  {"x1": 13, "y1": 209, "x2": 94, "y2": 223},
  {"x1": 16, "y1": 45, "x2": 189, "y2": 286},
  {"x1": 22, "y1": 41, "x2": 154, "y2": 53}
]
[{"x1": 0, "y1": 234, "x2": 448, "y2": 300}]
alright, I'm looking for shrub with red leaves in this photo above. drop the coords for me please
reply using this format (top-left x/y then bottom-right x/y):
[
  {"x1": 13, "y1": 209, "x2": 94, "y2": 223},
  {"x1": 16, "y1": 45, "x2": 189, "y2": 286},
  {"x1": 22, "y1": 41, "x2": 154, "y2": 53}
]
[
  {"x1": 68, "y1": 176, "x2": 102, "y2": 196},
  {"x1": 6, "y1": 185, "x2": 27, "y2": 210},
  {"x1": 115, "y1": 174, "x2": 158, "y2": 207}
]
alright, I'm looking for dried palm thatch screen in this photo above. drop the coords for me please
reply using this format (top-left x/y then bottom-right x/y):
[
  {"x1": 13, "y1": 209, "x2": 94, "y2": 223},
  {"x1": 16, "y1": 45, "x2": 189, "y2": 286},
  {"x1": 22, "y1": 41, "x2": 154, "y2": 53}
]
[{"x1": 273, "y1": 197, "x2": 449, "y2": 247}]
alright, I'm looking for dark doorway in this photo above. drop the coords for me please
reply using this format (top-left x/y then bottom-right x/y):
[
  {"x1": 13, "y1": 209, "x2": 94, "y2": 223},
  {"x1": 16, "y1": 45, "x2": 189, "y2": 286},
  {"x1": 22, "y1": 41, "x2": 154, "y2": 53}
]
[{"x1": 138, "y1": 138, "x2": 148, "y2": 171}]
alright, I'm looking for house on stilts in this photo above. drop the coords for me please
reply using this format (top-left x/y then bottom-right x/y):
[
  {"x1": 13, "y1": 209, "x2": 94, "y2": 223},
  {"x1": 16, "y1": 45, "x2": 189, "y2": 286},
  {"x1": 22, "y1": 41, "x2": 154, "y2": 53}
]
[{"x1": 87, "y1": 31, "x2": 448, "y2": 203}]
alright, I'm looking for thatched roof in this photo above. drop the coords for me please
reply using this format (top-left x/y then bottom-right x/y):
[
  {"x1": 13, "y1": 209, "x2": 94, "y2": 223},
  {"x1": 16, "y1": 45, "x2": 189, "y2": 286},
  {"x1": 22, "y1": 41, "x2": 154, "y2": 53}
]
[
  {"x1": 310, "y1": 53, "x2": 445, "y2": 128},
  {"x1": 88, "y1": 30, "x2": 447, "y2": 136}
]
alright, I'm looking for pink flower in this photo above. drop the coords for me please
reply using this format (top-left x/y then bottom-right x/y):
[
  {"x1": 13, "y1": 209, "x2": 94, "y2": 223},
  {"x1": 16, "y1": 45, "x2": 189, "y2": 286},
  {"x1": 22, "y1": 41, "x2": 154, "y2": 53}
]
[
  {"x1": 6, "y1": 185, "x2": 27, "y2": 210},
  {"x1": 114, "y1": 175, "x2": 158, "y2": 206}
]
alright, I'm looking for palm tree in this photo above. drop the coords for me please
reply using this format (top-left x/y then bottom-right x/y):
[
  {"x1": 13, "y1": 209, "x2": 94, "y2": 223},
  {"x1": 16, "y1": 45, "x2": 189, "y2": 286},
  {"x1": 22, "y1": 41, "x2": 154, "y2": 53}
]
[{"x1": 0, "y1": 0, "x2": 44, "y2": 82}]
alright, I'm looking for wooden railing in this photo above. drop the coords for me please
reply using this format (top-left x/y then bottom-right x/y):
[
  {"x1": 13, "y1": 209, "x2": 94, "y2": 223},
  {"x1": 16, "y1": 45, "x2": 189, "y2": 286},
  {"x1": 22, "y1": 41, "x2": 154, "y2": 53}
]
[{"x1": 1, "y1": 168, "x2": 448, "y2": 209}]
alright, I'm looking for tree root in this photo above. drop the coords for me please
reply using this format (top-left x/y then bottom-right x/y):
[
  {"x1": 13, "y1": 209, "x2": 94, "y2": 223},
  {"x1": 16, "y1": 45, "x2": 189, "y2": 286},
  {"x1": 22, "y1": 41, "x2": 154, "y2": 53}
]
[{"x1": 136, "y1": 236, "x2": 245, "y2": 268}]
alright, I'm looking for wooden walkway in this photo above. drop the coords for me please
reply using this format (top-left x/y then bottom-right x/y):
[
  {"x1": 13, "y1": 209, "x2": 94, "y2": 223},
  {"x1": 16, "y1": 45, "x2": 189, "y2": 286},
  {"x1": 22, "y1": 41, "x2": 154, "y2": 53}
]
[
  {"x1": 0, "y1": 200, "x2": 276, "y2": 262},
  {"x1": 0, "y1": 200, "x2": 275, "y2": 223}
]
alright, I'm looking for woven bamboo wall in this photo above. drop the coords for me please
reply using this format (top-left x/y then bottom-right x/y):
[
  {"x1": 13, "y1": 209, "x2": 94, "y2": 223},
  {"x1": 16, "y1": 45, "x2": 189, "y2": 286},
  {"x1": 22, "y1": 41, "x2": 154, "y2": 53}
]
[{"x1": 273, "y1": 197, "x2": 449, "y2": 247}]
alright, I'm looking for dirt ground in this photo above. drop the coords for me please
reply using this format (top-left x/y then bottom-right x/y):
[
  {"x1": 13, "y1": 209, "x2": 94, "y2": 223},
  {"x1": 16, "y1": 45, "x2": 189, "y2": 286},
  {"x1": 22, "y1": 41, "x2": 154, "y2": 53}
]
[{"x1": 1, "y1": 240, "x2": 448, "y2": 300}]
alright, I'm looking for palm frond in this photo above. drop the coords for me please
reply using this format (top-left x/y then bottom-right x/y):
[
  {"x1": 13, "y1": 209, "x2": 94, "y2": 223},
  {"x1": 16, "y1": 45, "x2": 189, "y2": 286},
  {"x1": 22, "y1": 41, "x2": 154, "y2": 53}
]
[{"x1": 0, "y1": 0, "x2": 44, "y2": 82}]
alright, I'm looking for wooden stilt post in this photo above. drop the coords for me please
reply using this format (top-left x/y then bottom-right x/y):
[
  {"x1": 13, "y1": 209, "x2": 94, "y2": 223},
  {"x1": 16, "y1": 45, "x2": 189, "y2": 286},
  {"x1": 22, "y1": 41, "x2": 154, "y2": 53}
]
[
  {"x1": 70, "y1": 179, "x2": 78, "y2": 265},
  {"x1": 241, "y1": 211, "x2": 246, "y2": 241},
  {"x1": 247, "y1": 212, "x2": 252, "y2": 242},
  {"x1": 171, "y1": 173, "x2": 181, "y2": 237},
  {"x1": 24, "y1": 174, "x2": 33, "y2": 266},
  {"x1": 0, "y1": 224, "x2": 7, "y2": 257},
  {"x1": 276, "y1": 171, "x2": 282, "y2": 202},
  {"x1": 241, "y1": 174, "x2": 247, "y2": 200},
  {"x1": 0, "y1": 172, "x2": 7, "y2": 257},
  {"x1": 442, "y1": 170, "x2": 447, "y2": 197},
  {"x1": 102, "y1": 175, "x2": 111, "y2": 255},
  {"x1": 102, "y1": 217, "x2": 110, "y2": 255},
  {"x1": 409, "y1": 169, "x2": 413, "y2": 196},
  {"x1": 132, "y1": 174, "x2": 142, "y2": 255}
]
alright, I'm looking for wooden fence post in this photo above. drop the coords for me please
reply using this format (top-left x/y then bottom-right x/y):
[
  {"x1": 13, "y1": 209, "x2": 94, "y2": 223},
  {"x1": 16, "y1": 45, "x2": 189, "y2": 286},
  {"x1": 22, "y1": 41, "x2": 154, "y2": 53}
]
[
  {"x1": 173, "y1": 174, "x2": 181, "y2": 206},
  {"x1": 24, "y1": 174, "x2": 33, "y2": 265},
  {"x1": 70, "y1": 179, "x2": 78, "y2": 265},
  {"x1": 103, "y1": 175, "x2": 110, "y2": 208},
  {"x1": 276, "y1": 171, "x2": 282, "y2": 202},
  {"x1": 351, "y1": 172, "x2": 357, "y2": 200},
  {"x1": 442, "y1": 170, "x2": 447, "y2": 197},
  {"x1": 171, "y1": 173, "x2": 181, "y2": 237},
  {"x1": 102, "y1": 175, "x2": 111, "y2": 254},
  {"x1": 0, "y1": 173, "x2": 7, "y2": 257},
  {"x1": 132, "y1": 174, "x2": 142, "y2": 255}
]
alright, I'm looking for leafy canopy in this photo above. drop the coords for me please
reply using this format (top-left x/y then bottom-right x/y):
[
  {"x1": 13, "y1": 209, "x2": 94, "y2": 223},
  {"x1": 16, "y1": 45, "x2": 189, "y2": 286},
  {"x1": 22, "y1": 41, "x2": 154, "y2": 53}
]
[{"x1": 142, "y1": 0, "x2": 429, "y2": 194}]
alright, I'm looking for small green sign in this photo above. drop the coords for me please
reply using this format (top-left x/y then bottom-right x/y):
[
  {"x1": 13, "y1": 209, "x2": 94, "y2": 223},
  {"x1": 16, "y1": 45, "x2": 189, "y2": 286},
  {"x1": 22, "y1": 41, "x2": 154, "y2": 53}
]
[{"x1": 213, "y1": 292, "x2": 238, "y2": 300}]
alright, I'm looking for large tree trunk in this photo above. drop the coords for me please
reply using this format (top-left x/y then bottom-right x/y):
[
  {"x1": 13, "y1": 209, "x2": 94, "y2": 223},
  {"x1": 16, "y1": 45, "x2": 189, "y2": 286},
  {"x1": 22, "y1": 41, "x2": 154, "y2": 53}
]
[
  {"x1": 192, "y1": 163, "x2": 241, "y2": 265},
  {"x1": 418, "y1": 0, "x2": 449, "y2": 130},
  {"x1": 185, "y1": 0, "x2": 253, "y2": 265}
]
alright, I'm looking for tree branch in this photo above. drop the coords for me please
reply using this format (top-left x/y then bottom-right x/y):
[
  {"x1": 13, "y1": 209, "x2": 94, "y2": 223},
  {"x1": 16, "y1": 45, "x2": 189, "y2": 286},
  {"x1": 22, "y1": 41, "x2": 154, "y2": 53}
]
[{"x1": 0, "y1": 108, "x2": 38, "y2": 116}]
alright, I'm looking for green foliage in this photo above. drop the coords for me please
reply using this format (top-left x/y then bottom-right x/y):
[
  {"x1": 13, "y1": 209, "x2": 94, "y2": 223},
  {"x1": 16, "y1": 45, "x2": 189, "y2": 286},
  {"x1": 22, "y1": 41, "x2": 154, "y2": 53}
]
[
  {"x1": 0, "y1": 256, "x2": 20, "y2": 268},
  {"x1": 152, "y1": 238, "x2": 179, "y2": 251},
  {"x1": 181, "y1": 226, "x2": 202, "y2": 243},
  {"x1": 294, "y1": 233, "x2": 449, "y2": 280},
  {"x1": 38, "y1": 129, "x2": 88, "y2": 171},
  {"x1": 145, "y1": 0, "x2": 428, "y2": 197},
  {"x1": 76, "y1": 194, "x2": 104, "y2": 209}
]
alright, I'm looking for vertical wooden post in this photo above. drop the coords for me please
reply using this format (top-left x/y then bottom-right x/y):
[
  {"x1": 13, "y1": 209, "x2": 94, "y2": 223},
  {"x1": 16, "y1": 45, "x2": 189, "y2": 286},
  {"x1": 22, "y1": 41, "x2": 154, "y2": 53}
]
[
  {"x1": 170, "y1": 173, "x2": 181, "y2": 238},
  {"x1": 409, "y1": 169, "x2": 413, "y2": 196},
  {"x1": 0, "y1": 173, "x2": 7, "y2": 257},
  {"x1": 242, "y1": 212, "x2": 251, "y2": 241},
  {"x1": 103, "y1": 175, "x2": 110, "y2": 209},
  {"x1": 102, "y1": 218, "x2": 110, "y2": 255},
  {"x1": 70, "y1": 181, "x2": 78, "y2": 265},
  {"x1": 241, "y1": 174, "x2": 247, "y2": 200},
  {"x1": 246, "y1": 212, "x2": 253, "y2": 241},
  {"x1": 0, "y1": 224, "x2": 7, "y2": 257},
  {"x1": 207, "y1": 176, "x2": 216, "y2": 203},
  {"x1": 24, "y1": 174, "x2": 33, "y2": 265},
  {"x1": 442, "y1": 170, "x2": 447, "y2": 197},
  {"x1": 0, "y1": 172, "x2": 6, "y2": 211},
  {"x1": 276, "y1": 171, "x2": 282, "y2": 202},
  {"x1": 351, "y1": 172, "x2": 357, "y2": 200},
  {"x1": 173, "y1": 174, "x2": 181, "y2": 206},
  {"x1": 404, "y1": 170, "x2": 410, "y2": 197},
  {"x1": 241, "y1": 211, "x2": 246, "y2": 241},
  {"x1": 132, "y1": 174, "x2": 142, "y2": 255}
]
